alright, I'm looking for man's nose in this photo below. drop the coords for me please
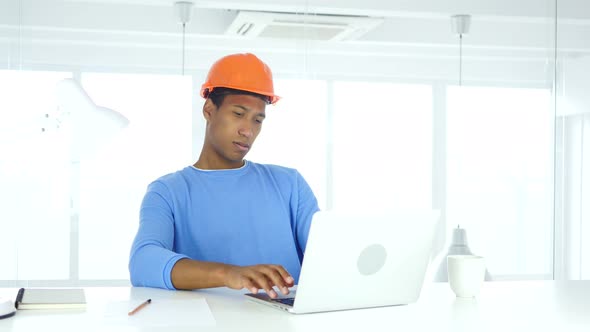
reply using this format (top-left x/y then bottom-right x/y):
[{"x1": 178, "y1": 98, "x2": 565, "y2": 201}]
[{"x1": 238, "y1": 124, "x2": 253, "y2": 138}]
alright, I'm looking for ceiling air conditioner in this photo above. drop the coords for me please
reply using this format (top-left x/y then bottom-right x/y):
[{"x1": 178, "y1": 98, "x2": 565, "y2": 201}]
[{"x1": 225, "y1": 11, "x2": 383, "y2": 41}]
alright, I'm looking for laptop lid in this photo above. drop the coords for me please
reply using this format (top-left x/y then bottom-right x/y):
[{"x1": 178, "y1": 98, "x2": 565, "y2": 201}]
[{"x1": 246, "y1": 209, "x2": 440, "y2": 314}]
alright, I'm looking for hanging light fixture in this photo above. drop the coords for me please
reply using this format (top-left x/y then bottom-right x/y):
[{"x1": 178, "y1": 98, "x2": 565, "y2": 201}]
[
  {"x1": 432, "y1": 15, "x2": 494, "y2": 282},
  {"x1": 174, "y1": 1, "x2": 194, "y2": 76},
  {"x1": 451, "y1": 14, "x2": 471, "y2": 86}
]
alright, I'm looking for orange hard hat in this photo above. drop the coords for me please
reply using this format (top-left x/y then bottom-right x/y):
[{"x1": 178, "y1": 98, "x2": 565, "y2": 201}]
[{"x1": 200, "y1": 53, "x2": 280, "y2": 104}]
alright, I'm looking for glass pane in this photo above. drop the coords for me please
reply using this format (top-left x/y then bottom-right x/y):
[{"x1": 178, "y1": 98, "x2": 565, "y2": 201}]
[
  {"x1": 78, "y1": 73, "x2": 192, "y2": 280},
  {"x1": 332, "y1": 82, "x2": 433, "y2": 210},
  {"x1": 555, "y1": 0, "x2": 590, "y2": 280},
  {"x1": 447, "y1": 86, "x2": 553, "y2": 278},
  {"x1": 0, "y1": 70, "x2": 72, "y2": 280}
]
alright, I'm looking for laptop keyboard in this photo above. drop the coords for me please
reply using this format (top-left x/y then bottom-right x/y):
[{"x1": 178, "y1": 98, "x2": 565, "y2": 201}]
[{"x1": 271, "y1": 297, "x2": 295, "y2": 306}]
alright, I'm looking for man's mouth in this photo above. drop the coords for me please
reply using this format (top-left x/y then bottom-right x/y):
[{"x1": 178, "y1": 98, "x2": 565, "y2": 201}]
[{"x1": 233, "y1": 141, "x2": 250, "y2": 152}]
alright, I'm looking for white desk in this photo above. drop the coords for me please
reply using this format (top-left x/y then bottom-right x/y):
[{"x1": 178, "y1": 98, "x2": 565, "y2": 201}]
[{"x1": 1, "y1": 281, "x2": 589, "y2": 332}]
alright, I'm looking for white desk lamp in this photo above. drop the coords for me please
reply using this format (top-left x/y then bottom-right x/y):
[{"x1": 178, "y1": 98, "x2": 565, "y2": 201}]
[
  {"x1": 55, "y1": 78, "x2": 129, "y2": 161},
  {"x1": 433, "y1": 225, "x2": 492, "y2": 282}
]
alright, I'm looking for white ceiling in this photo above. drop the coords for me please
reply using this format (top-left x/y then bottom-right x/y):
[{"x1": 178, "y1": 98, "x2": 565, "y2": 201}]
[
  {"x1": 59, "y1": 0, "x2": 588, "y2": 19},
  {"x1": 0, "y1": 0, "x2": 588, "y2": 84}
]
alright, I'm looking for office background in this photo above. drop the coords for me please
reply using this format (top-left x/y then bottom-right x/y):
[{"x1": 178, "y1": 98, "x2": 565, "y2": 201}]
[{"x1": 0, "y1": 0, "x2": 588, "y2": 287}]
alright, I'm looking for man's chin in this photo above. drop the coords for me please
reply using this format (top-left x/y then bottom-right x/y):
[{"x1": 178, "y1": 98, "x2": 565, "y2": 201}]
[{"x1": 227, "y1": 154, "x2": 247, "y2": 166}]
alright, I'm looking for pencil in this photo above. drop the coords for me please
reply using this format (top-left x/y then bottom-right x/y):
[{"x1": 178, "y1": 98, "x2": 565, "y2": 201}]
[{"x1": 128, "y1": 298, "x2": 152, "y2": 316}]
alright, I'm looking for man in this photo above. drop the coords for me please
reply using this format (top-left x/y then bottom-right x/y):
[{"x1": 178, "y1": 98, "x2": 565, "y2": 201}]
[{"x1": 129, "y1": 53, "x2": 319, "y2": 299}]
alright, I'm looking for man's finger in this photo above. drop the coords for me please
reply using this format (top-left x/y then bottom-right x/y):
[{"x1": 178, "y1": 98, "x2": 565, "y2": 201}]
[
  {"x1": 261, "y1": 266, "x2": 290, "y2": 295},
  {"x1": 250, "y1": 272, "x2": 278, "y2": 299},
  {"x1": 242, "y1": 279, "x2": 258, "y2": 294},
  {"x1": 272, "y1": 265, "x2": 295, "y2": 287}
]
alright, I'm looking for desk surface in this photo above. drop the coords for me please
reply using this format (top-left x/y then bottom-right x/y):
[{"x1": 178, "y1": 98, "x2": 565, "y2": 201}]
[{"x1": 1, "y1": 281, "x2": 589, "y2": 332}]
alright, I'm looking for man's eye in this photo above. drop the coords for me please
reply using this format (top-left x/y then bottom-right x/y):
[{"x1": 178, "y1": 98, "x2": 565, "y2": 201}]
[
  {"x1": 233, "y1": 112, "x2": 243, "y2": 116},
  {"x1": 256, "y1": 119, "x2": 263, "y2": 124}
]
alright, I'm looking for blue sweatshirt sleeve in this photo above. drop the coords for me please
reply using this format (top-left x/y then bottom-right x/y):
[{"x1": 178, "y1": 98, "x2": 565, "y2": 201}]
[
  {"x1": 293, "y1": 171, "x2": 320, "y2": 257},
  {"x1": 129, "y1": 181, "x2": 188, "y2": 289}
]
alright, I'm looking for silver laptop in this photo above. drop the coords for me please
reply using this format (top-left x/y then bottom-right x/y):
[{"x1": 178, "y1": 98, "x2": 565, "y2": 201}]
[{"x1": 245, "y1": 209, "x2": 440, "y2": 314}]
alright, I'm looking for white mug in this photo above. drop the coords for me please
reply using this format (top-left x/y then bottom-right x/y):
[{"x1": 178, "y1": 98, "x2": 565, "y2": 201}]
[{"x1": 447, "y1": 255, "x2": 486, "y2": 298}]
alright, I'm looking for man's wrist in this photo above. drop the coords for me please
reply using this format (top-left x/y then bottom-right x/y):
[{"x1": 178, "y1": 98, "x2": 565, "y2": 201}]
[{"x1": 217, "y1": 263, "x2": 233, "y2": 287}]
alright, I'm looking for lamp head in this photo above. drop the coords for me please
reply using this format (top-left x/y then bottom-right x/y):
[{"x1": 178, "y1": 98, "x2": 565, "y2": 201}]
[
  {"x1": 174, "y1": 1, "x2": 194, "y2": 24},
  {"x1": 451, "y1": 14, "x2": 471, "y2": 36},
  {"x1": 55, "y1": 78, "x2": 129, "y2": 161}
]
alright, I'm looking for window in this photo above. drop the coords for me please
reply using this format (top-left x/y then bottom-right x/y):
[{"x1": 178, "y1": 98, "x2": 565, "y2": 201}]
[
  {"x1": 446, "y1": 86, "x2": 553, "y2": 278},
  {"x1": 0, "y1": 72, "x2": 557, "y2": 284},
  {"x1": 0, "y1": 70, "x2": 72, "y2": 281},
  {"x1": 77, "y1": 73, "x2": 192, "y2": 280},
  {"x1": 331, "y1": 81, "x2": 433, "y2": 210}
]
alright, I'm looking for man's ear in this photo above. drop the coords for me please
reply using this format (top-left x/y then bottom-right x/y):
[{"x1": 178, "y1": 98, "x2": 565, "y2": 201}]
[{"x1": 203, "y1": 99, "x2": 216, "y2": 122}]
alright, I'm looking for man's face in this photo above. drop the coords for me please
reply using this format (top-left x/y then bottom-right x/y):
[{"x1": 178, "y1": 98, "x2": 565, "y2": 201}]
[{"x1": 204, "y1": 93, "x2": 267, "y2": 168}]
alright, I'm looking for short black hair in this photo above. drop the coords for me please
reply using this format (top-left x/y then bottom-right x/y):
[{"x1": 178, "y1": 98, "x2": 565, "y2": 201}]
[{"x1": 205, "y1": 87, "x2": 270, "y2": 108}]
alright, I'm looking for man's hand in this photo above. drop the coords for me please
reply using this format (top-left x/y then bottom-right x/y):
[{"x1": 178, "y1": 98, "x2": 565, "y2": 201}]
[
  {"x1": 170, "y1": 259, "x2": 294, "y2": 295},
  {"x1": 224, "y1": 264, "x2": 294, "y2": 298}
]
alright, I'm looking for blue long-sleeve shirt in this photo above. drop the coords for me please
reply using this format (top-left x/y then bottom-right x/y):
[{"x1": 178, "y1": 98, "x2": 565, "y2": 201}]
[{"x1": 129, "y1": 161, "x2": 320, "y2": 290}]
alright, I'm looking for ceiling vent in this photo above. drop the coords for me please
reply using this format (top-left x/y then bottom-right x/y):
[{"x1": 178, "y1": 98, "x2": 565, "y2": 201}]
[{"x1": 225, "y1": 11, "x2": 383, "y2": 41}]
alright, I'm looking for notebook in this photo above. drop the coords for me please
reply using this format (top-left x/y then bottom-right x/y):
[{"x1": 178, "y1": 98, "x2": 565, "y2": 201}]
[
  {"x1": 15, "y1": 288, "x2": 86, "y2": 310},
  {"x1": 245, "y1": 209, "x2": 440, "y2": 314}
]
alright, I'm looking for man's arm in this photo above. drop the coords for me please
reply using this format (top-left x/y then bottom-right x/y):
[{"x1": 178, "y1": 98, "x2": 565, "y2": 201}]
[
  {"x1": 131, "y1": 180, "x2": 295, "y2": 296},
  {"x1": 294, "y1": 171, "x2": 321, "y2": 255},
  {"x1": 129, "y1": 181, "x2": 188, "y2": 289},
  {"x1": 171, "y1": 258, "x2": 294, "y2": 298}
]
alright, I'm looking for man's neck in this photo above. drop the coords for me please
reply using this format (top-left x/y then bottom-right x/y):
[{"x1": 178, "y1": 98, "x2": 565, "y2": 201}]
[{"x1": 194, "y1": 156, "x2": 245, "y2": 170}]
